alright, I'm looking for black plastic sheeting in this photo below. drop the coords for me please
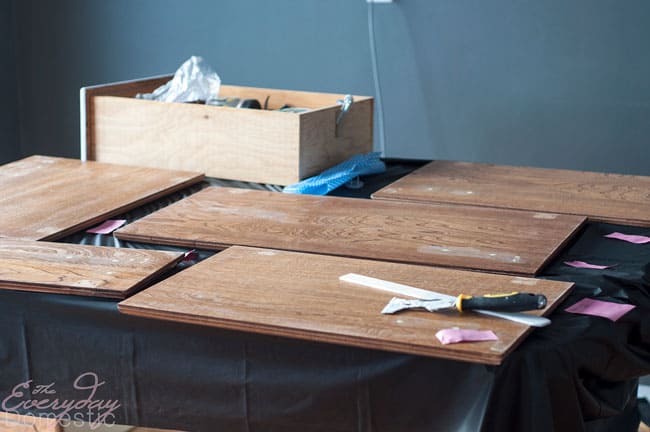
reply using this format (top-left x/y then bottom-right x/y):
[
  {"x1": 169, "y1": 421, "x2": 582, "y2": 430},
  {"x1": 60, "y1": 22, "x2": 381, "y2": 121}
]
[
  {"x1": 484, "y1": 222, "x2": 650, "y2": 432},
  {"x1": 1, "y1": 163, "x2": 649, "y2": 431},
  {"x1": 0, "y1": 292, "x2": 493, "y2": 431}
]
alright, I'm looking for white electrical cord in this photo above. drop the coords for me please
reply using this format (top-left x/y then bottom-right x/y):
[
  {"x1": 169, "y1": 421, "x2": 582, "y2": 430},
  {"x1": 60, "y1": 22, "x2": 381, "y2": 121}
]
[{"x1": 367, "y1": 2, "x2": 387, "y2": 156}]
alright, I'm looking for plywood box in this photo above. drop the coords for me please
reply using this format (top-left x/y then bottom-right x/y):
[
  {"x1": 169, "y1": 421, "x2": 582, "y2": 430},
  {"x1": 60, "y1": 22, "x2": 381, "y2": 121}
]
[{"x1": 81, "y1": 75, "x2": 373, "y2": 185}]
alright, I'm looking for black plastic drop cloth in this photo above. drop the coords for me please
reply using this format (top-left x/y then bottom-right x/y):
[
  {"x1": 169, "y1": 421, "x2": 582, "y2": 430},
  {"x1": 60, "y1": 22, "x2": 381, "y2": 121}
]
[{"x1": 1, "y1": 163, "x2": 649, "y2": 431}]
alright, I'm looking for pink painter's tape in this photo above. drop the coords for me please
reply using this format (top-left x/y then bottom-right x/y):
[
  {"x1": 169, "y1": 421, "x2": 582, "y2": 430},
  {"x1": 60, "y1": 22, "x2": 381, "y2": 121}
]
[
  {"x1": 564, "y1": 261, "x2": 616, "y2": 270},
  {"x1": 86, "y1": 219, "x2": 127, "y2": 235},
  {"x1": 605, "y1": 232, "x2": 650, "y2": 244},
  {"x1": 565, "y1": 298, "x2": 635, "y2": 322},
  {"x1": 435, "y1": 328, "x2": 498, "y2": 345}
]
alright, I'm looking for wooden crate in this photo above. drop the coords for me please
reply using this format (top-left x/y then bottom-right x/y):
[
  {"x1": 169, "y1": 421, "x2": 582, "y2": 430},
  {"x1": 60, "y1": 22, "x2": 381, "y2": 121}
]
[{"x1": 81, "y1": 75, "x2": 373, "y2": 185}]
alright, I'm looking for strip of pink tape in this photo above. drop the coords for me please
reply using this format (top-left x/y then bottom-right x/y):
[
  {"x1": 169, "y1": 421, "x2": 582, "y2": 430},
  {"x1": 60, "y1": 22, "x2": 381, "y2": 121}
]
[{"x1": 86, "y1": 219, "x2": 126, "y2": 235}]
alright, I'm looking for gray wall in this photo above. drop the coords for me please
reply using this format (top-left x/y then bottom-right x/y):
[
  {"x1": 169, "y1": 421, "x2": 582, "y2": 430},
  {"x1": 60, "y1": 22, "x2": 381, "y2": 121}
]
[
  {"x1": 0, "y1": 0, "x2": 19, "y2": 164},
  {"x1": 11, "y1": 0, "x2": 650, "y2": 174}
]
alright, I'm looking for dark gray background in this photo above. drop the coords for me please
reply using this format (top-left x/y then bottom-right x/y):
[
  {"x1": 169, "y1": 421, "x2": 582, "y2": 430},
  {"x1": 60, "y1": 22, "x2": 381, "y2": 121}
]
[
  {"x1": 2, "y1": 0, "x2": 649, "y2": 174},
  {"x1": 0, "y1": 0, "x2": 19, "y2": 164}
]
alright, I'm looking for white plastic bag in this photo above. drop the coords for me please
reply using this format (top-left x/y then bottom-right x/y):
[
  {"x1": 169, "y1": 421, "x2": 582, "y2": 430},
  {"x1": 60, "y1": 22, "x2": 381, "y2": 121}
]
[{"x1": 137, "y1": 56, "x2": 221, "y2": 103}]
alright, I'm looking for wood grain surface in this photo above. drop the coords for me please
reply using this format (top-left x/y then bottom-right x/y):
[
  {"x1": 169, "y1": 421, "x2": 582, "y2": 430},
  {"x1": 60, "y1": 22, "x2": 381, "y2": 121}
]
[
  {"x1": 119, "y1": 246, "x2": 573, "y2": 365},
  {"x1": 0, "y1": 412, "x2": 61, "y2": 432},
  {"x1": 0, "y1": 238, "x2": 182, "y2": 298},
  {"x1": 0, "y1": 155, "x2": 203, "y2": 240},
  {"x1": 372, "y1": 160, "x2": 650, "y2": 226},
  {"x1": 115, "y1": 187, "x2": 585, "y2": 275}
]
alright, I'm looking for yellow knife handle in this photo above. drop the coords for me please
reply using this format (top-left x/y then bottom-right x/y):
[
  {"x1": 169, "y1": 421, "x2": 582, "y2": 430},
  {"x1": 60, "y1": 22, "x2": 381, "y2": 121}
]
[{"x1": 456, "y1": 292, "x2": 548, "y2": 312}]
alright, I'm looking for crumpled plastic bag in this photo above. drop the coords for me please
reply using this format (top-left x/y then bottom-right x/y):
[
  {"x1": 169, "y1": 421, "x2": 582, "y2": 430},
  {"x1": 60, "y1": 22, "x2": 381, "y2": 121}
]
[
  {"x1": 283, "y1": 152, "x2": 386, "y2": 195},
  {"x1": 137, "y1": 56, "x2": 221, "y2": 103}
]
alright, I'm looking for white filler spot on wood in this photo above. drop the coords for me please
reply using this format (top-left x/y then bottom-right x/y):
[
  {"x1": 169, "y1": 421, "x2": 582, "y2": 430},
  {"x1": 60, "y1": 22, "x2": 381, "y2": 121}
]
[
  {"x1": 510, "y1": 277, "x2": 538, "y2": 286},
  {"x1": 418, "y1": 245, "x2": 526, "y2": 264},
  {"x1": 533, "y1": 213, "x2": 558, "y2": 219}
]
